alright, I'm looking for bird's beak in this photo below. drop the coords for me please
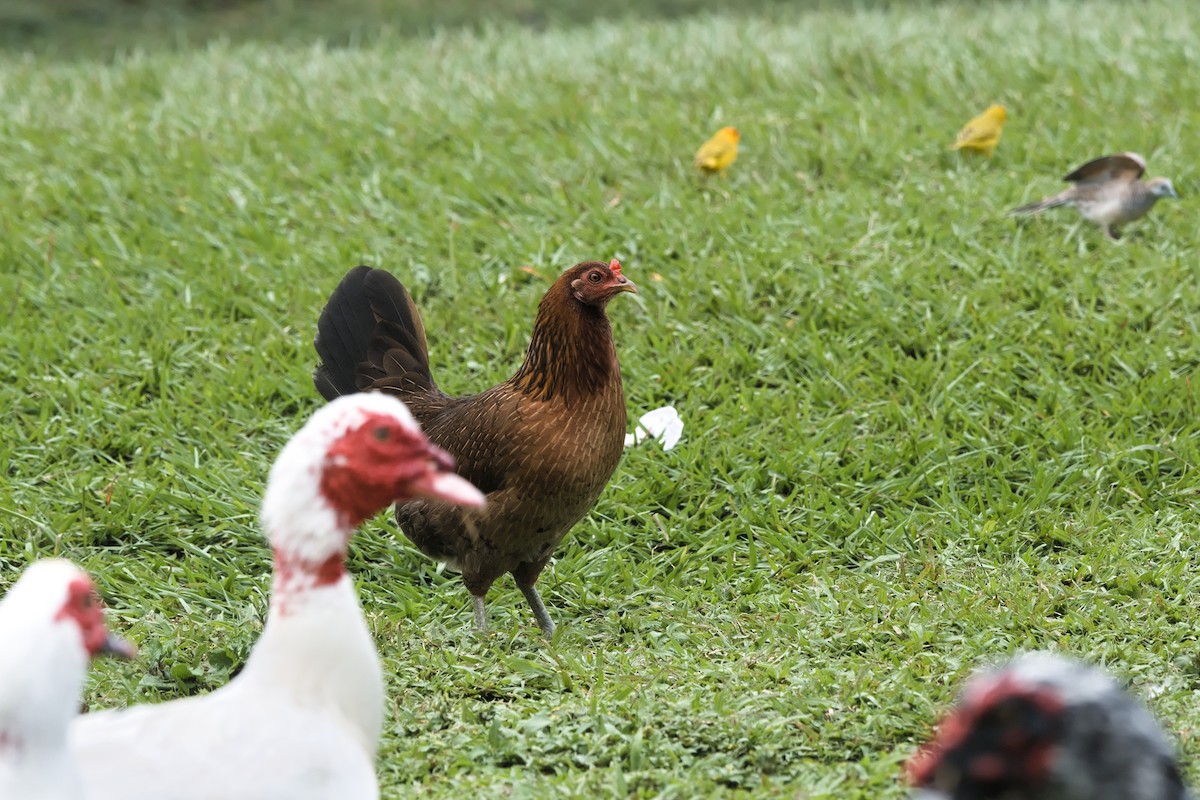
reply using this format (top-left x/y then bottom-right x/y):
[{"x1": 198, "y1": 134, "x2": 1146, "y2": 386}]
[
  {"x1": 615, "y1": 276, "x2": 638, "y2": 294},
  {"x1": 407, "y1": 470, "x2": 486, "y2": 507},
  {"x1": 97, "y1": 633, "x2": 136, "y2": 660},
  {"x1": 406, "y1": 443, "x2": 485, "y2": 507}
]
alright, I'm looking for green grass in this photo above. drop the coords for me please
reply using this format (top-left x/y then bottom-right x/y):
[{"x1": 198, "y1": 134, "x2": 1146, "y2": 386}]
[
  {"x1": 0, "y1": 0, "x2": 894, "y2": 61},
  {"x1": 2, "y1": 0, "x2": 1200, "y2": 796}
]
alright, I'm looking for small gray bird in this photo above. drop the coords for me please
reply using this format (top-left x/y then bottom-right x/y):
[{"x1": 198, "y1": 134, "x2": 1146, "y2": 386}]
[
  {"x1": 908, "y1": 652, "x2": 1190, "y2": 800},
  {"x1": 1010, "y1": 152, "x2": 1178, "y2": 239}
]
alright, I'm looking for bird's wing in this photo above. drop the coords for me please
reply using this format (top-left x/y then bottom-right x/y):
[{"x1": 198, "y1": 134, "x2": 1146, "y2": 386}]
[
  {"x1": 390, "y1": 383, "x2": 585, "y2": 558},
  {"x1": 70, "y1": 691, "x2": 376, "y2": 800},
  {"x1": 953, "y1": 113, "x2": 997, "y2": 146},
  {"x1": 1065, "y1": 181, "x2": 1123, "y2": 205},
  {"x1": 954, "y1": 124, "x2": 981, "y2": 145},
  {"x1": 695, "y1": 137, "x2": 732, "y2": 167},
  {"x1": 413, "y1": 386, "x2": 523, "y2": 495},
  {"x1": 1063, "y1": 152, "x2": 1146, "y2": 184}
]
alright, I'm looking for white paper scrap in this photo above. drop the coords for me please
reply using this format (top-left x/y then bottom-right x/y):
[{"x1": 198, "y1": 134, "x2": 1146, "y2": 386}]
[{"x1": 624, "y1": 406, "x2": 683, "y2": 451}]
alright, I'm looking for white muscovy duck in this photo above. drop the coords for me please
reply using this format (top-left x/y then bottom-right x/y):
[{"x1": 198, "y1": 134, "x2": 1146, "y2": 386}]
[
  {"x1": 0, "y1": 559, "x2": 134, "y2": 800},
  {"x1": 69, "y1": 392, "x2": 486, "y2": 800},
  {"x1": 909, "y1": 651, "x2": 1191, "y2": 800}
]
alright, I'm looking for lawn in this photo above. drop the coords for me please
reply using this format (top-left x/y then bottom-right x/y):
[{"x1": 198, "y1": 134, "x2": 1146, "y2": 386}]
[{"x1": 2, "y1": 0, "x2": 1199, "y2": 796}]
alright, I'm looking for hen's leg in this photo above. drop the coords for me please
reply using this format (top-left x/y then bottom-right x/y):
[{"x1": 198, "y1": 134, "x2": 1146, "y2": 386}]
[
  {"x1": 463, "y1": 564, "x2": 498, "y2": 634},
  {"x1": 513, "y1": 560, "x2": 555, "y2": 636},
  {"x1": 472, "y1": 595, "x2": 488, "y2": 632},
  {"x1": 518, "y1": 583, "x2": 556, "y2": 637}
]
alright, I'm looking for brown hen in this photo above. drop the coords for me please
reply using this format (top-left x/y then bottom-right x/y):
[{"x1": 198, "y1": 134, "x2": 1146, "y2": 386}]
[{"x1": 313, "y1": 260, "x2": 636, "y2": 635}]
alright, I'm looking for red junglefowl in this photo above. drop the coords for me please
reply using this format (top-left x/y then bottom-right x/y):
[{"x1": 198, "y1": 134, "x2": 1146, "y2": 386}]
[{"x1": 313, "y1": 260, "x2": 637, "y2": 636}]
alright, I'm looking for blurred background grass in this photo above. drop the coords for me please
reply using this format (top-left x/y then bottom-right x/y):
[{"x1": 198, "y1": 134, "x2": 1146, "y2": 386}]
[
  {"x1": 3, "y1": 0, "x2": 1198, "y2": 796},
  {"x1": 4, "y1": 0, "x2": 965, "y2": 59}
]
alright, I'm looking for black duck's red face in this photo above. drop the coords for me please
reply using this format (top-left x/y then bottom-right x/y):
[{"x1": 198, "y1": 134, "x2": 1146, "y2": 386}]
[
  {"x1": 569, "y1": 259, "x2": 638, "y2": 307},
  {"x1": 908, "y1": 675, "x2": 1066, "y2": 798}
]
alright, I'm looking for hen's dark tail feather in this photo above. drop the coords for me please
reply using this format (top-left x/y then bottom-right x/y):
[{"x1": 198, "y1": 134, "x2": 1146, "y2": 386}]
[{"x1": 313, "y1": 266, "x2": 434, "y2": 400}]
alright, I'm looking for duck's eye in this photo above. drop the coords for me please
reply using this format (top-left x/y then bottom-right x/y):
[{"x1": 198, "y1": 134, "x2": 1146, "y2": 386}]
[
  {"x1": 373, "y1": 426, "x2": 391, "y2": 441},
  {"x1": 588, "y1": 271, "x2": 603, "y2": 283}
]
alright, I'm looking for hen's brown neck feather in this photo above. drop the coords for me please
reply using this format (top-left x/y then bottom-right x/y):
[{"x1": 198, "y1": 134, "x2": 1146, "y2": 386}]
[{"x1": 510, "y1": 285, "x2": 618, "y2": 404}]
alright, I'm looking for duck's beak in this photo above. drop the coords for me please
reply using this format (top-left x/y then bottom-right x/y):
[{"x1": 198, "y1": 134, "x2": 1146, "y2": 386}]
[
  {"x1": 405, "y1": 443, "x2": 486, "y2": 507},
  {"x1": 408, "y1": 470, "x2": 487, "y2": 507},
  {"x1": 97, "y1": 633, "x2": 136, "y2": 660}
]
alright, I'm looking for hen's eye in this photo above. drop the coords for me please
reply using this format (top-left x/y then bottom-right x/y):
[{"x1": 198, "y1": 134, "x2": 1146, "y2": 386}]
[
  {"x1": 588, "y1": 271, "x2": 602, "y2": 283},
  {"x1": 373, "y1": 426, "x2": 391, "y2": 441}
]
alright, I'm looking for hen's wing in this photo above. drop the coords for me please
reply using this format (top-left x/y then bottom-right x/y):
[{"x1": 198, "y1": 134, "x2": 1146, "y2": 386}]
[
  {"x1": 387, "y1": 384, "x2": 534, "y2": 564},
  {"x1": 409, "y1": 386, "x2": 524, "y2": 496},
  {"x1": 1064, "y1": 152, "x2": 1146, "y2": 184}
]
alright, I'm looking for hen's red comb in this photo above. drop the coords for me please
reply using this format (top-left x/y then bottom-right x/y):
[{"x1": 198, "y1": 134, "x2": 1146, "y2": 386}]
[{"x1": 609, "y1": 259, "x2": 623, "y2": 275}]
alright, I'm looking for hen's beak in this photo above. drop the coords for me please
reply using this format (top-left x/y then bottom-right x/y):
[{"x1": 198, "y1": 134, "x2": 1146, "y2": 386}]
[
  {"x1": 97, "y1": 633, "x2": 137, "y2": 660},
  {"x1": 615, "y1": 276, "x2": 638, "y2": 294}
]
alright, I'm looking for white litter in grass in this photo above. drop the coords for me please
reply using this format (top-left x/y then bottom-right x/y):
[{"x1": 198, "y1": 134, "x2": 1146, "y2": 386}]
[{"x1": 624, "y1": 406, "x2": 682, "y2": 451}]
